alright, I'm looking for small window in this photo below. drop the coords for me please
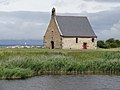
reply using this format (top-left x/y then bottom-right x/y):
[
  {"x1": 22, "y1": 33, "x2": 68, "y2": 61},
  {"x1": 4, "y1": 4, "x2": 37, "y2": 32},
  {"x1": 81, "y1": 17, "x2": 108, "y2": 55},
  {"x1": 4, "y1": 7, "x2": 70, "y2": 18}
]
[
  {"x1": 92, "y1": 38, "x2": 94, "y2": 42},
  {"x1": 52, "y1": 31, "x2": 53, "y2": 34},
  {"x1": 76, "y1": 38, "x2": 78, "y2": 43},
  {"x1": 52, "y1": 37, "x2": 53, "y2": 40},
  {"x1": 60, "y1": 44, "x2": 62, "y2": 47}
]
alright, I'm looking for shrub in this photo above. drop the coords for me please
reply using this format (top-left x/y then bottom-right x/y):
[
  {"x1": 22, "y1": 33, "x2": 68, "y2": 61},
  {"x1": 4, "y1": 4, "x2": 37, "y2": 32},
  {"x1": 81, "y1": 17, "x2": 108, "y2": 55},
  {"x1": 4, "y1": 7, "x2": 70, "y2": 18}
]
[
  {"x1": 0, "y1": 68, "x2": 33, "y2": 79},
  {"x1": 98, "y1": 38, "x2": 120, "y2": 48}
]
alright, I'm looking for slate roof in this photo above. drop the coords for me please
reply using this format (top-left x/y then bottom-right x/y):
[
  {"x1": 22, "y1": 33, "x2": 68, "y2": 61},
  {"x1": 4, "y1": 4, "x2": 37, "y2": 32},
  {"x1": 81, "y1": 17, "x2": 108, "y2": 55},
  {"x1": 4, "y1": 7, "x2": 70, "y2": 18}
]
[{"x1": 56, "y1": 16, "x2": 97, "y2": 37}]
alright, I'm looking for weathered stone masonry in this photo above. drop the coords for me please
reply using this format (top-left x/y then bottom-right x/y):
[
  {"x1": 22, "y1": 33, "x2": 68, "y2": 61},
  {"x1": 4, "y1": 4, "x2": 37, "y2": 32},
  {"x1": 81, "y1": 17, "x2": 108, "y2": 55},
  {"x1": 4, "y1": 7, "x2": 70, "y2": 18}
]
[
  {"x1": 44, "y1": 8, "x2": 97, "y2": 49},
  {"x1": 44, "y1": 15, "x2": 62, "y2": 49},
  {"x1": 62, "y1": 37, "x2": 97, "y2": 49}
]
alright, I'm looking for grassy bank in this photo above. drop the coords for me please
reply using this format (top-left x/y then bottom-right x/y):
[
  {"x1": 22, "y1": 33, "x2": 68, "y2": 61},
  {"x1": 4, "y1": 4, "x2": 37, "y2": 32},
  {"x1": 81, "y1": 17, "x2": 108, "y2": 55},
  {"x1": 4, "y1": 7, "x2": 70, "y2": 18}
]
[{"x1": 0, "y1": 48, "x2": 120, "y2": 79}]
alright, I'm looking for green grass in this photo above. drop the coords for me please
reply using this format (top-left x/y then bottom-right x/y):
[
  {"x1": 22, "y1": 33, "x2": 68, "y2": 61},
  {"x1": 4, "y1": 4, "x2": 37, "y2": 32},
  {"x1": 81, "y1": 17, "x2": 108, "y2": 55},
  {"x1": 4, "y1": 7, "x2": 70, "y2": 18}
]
[{"x1": 0, "y1": 48, "x2": 120, "y2": 79}]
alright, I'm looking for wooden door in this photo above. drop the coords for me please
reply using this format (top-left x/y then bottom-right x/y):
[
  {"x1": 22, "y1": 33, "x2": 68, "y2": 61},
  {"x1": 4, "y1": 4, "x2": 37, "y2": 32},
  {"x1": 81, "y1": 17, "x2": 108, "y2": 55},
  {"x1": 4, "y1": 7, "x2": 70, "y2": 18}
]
[
  {"x1": 51, "y1": 41, "x2": 54, "y2": 49},
  {"x1": 83, "y1": 43, "x2": 87, "y2": 49}
]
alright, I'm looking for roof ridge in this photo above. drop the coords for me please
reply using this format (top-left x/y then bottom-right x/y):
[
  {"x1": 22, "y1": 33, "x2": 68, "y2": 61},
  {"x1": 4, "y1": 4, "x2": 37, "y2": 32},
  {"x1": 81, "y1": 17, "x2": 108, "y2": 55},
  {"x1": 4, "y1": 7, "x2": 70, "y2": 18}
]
[{"x1": 56, "y1": 15, "x2": 87, "y2": 18}]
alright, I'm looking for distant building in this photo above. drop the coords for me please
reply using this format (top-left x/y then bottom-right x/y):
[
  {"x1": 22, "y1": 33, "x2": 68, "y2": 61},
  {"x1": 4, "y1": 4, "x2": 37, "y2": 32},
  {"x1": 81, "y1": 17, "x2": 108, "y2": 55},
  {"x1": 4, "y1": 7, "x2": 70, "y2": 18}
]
[{"x1": 44, "y1": 8, "x2": 97, "y2": 49}]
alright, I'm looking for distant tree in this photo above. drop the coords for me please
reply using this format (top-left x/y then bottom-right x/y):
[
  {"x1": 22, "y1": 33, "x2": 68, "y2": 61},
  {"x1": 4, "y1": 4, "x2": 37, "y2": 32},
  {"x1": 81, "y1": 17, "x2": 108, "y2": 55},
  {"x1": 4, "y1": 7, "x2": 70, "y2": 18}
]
[
  {"x1": 116, "y1": 39, "x2": 120, "y2": 47},
  {"x1": 106, "y1": 38, "x2": 119, "y2": 48},
  {"x1": 106, "y1": 38, "x2": 115, "y2": 44},
  {"x1": 97, "y1": 38, "x2": 120, "y2": 49},
  {"x1": 97, "y1": 40, "x2": 108, "y2": 48},
  {"x1": 97, "y1": 40, "x2": 104, "y2": 47}
]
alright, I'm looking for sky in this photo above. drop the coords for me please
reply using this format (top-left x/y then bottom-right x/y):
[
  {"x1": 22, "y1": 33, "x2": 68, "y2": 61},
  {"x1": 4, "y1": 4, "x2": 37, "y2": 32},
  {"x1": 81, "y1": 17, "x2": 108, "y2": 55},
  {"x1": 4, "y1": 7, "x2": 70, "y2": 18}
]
[{"x1": 0, "y1": 0, "x2": 120, "y2": 40}]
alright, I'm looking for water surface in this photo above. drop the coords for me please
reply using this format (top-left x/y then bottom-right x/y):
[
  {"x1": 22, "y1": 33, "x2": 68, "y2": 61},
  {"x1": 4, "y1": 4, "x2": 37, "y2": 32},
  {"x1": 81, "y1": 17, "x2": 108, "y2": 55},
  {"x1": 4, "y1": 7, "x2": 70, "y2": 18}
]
[
  {"x1": 0, "y1": 75, "x2": 120, "y2": 90},
  {"x1": 0, "y1": 40, "x2": 43, "y2": 46}
]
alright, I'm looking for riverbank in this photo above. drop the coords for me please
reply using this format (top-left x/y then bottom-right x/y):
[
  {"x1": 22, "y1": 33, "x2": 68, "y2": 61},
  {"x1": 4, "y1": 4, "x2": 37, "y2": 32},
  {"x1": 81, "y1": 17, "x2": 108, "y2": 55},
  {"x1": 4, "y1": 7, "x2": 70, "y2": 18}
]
[{"x1": 0, "y1": 48, "x2": 120, "y2": 80}]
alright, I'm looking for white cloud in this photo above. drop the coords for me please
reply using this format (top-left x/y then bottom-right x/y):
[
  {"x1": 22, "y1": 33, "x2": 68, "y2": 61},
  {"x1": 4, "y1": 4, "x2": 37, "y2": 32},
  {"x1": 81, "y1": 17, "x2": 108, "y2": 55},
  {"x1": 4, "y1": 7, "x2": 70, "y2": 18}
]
[
  {"x1": 84, "y1": 0, "x2": 120, "y2": 3},
  {"x1": 53, "y1": 0, "x2": 66, "y2": 7},
  {"x1": 0, "y1": 1, "x2": 120, "y2": 40},
  {"x1": 77, "y1": 1, "x2": 120, "y2": 13},
  {"x1": 0, "y1": 0, "x2": 53, "y2": 12},
  {"x1": 0, "y1": 0, "x2": 120, "y2": 13},
  {"x1": 98, "y1": 20, "x2": 120, "y2": 40},
  {"x1": 0, "y1": 0, "x2": 17, "y2": 5},
  {"x1": 0, "y1": 21, "x2": 46, "y2": 39},
  {"x1": 0, "y1": 12, "x2": 49, "y2": 39}
]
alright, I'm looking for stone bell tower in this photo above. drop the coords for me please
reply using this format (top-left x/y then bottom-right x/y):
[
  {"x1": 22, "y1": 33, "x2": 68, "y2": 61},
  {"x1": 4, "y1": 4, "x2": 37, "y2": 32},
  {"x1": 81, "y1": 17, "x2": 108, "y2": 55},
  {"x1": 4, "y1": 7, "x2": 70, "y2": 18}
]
[
  {"x1": 44, "y1": 7, "x2": 62, "y2": 49},
  {"x1": 52, "y1": 7, "x2": 56, "y2": 16}
]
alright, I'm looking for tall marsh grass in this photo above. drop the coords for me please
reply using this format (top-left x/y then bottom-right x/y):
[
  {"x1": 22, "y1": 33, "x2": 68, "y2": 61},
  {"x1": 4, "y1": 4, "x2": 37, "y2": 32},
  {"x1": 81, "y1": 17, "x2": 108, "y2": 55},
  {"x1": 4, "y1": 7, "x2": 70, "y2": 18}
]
[{"x1": 0, "y1": 48, "x2": 120, "y2": 79}]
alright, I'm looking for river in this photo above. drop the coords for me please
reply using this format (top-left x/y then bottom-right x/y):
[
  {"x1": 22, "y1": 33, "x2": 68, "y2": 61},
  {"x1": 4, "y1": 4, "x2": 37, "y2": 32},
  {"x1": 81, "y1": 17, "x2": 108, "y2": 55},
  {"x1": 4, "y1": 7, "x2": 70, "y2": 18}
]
[{"x1": 0, "y1": 75, "x2": 120, "y2": 90}]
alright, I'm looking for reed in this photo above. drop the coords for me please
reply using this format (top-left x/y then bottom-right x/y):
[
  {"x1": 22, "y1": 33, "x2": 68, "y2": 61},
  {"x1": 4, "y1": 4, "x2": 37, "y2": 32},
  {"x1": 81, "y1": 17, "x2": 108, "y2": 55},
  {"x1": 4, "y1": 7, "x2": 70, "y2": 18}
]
[
  {"x1": 0, "y1": 48, "x2": 120, "y2": 79},
  {"x1": 0, "y1": 67, "x2": 33, "y2": 79}
]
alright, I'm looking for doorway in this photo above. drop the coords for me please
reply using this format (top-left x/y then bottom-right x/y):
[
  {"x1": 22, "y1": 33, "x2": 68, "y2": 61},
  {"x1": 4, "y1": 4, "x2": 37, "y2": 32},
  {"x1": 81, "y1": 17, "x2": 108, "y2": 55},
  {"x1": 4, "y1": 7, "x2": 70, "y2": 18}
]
[
  {"x1": 51, "y1": 41, "x2": 54, "y2": 49},
  {"x1": 83, "y1": 43, "x2": 87, "y2": 49}
]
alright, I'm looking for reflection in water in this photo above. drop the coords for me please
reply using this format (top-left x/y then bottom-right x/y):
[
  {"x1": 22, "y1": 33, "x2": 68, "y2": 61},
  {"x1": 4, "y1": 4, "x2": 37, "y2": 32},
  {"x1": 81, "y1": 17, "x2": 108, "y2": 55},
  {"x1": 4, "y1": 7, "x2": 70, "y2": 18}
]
[{"x1": 0, "y1": 75, "x2": 120, "y2": 90}]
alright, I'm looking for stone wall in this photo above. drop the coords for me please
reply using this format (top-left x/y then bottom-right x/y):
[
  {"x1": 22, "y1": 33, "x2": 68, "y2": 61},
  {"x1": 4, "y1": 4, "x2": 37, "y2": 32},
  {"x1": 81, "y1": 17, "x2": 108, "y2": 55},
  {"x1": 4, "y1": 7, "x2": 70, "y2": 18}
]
[
  {"x1": 62, "y1": 37, "x2": 97, "y2": 49},
  {"x1": 43, "y1": 16, "x2": 62, "y2": 49}
]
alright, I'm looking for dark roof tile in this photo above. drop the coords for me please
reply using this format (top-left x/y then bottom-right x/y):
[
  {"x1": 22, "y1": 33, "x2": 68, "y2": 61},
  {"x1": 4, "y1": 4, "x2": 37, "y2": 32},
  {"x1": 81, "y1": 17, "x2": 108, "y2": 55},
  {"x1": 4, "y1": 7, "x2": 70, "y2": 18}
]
[{"x1": 56, "y1": 16, "x2": 97, "y2": 37}]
